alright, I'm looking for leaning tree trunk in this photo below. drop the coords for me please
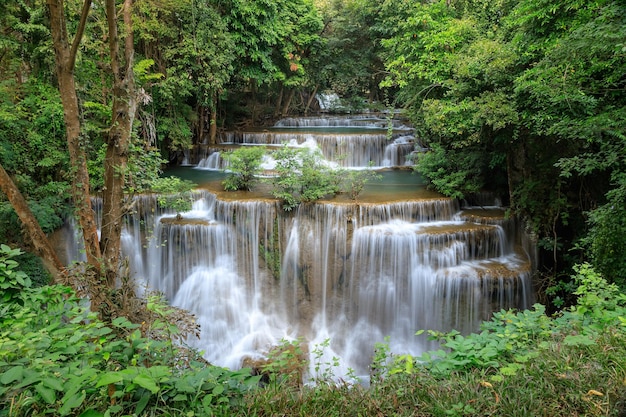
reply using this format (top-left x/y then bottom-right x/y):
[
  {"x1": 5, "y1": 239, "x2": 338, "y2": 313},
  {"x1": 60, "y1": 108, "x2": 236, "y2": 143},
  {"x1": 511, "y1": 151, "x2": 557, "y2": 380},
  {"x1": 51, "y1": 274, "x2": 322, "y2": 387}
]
[
  {"x1": 0, "y1": 164, "x2": 66, "y2": 282},
  {"x1": 47, "y1": 0, "x2": 102, "y2": 275},
  {"x1": 304, "y1": 85, "x2": 318, "y2": 115},
  {"x1": 281, "y1": 88, "x2": 295, "y2": 117},
  {"x1": 100, "y1": 0, "x2": 136, "y2": 289}
]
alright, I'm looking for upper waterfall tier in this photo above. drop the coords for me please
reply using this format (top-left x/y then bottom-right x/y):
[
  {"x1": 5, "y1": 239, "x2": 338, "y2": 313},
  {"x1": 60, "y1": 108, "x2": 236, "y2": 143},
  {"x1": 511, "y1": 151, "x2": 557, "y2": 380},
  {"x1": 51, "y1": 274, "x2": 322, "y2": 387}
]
[
  {"x1": 274, "y1": 115, "x2": 412, "y2": 129},
  {"x1": 195, "y1": 114, "x2": 418, "y2": 169}
]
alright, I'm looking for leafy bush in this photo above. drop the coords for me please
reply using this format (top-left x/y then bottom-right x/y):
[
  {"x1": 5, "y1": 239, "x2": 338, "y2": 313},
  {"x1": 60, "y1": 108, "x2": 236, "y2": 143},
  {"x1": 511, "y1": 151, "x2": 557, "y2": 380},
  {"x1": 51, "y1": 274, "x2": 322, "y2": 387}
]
[
  {"x1": 271, "y1": 144, "x2": 340, "y2": 211},
  {"x1": 0, "y1": 245, "x2": 31, "y2": 304},
  {"x1": 338, "y1": 164, "x2": 382, "y2": 200},
  {"x1": 222, "y1": 146, "x2": 266, "y2": 191},
  {"x1": 150, "y1": 177, "x2": 196, "y2": 218},
  {"x1": 412, "y1": 143, "x2": 485, "y2": 200},
  {"x1": 89, "y1": 142, "x2": 166, "y2": 194},
  {"x1": 0, "y1": 250, "x2": 261, "y2": 417},
  {"x1": 585, "y1": 174, "x2": 626, "y2": 289}
]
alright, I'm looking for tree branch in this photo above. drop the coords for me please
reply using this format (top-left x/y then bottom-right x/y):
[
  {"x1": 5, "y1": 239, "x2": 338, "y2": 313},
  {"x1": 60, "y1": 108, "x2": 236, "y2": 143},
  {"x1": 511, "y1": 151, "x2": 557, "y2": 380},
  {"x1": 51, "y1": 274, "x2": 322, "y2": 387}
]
[{"x1": 68, "y1": 0, "x2": 93, "y2": 72}]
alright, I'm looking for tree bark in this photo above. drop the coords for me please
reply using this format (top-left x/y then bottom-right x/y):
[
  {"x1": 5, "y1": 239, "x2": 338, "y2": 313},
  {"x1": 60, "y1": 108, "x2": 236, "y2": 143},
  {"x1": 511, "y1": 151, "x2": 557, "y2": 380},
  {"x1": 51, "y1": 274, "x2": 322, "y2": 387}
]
[
  {"x1": 101, "y1": 0, "x2": 136, "y2": 288},
  {"x1": 304, "y1": 85, "x2": 318, "y2": 115},
  {"x1": 281, "y1": 88, "x2": 295, "y2": 117},
  {"x1": 47, "y1": 0, "x2": 102, "y2": 275},
  {"x1": 209, "y1": 92, "x2": 218, "y2": 145},
  {"x1": 0, "y1": 164, "x2": 66, "y2": 282}
]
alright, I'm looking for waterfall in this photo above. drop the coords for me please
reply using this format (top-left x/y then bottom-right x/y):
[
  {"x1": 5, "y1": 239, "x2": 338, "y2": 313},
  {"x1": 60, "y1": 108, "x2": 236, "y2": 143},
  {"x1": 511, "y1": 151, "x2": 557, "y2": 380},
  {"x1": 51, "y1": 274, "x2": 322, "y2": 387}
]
[
  {"x1": 382, "y1": 135, "x2": 415, "y2": 167},
  {"x1": 60, "y1": 187, "x2": 534, "y2": 380},
  {"x1": 216, "y1": 132, "x2": 413, "y2": 168},
  {"x1": 57, "y1": 112, "x2": 535, "y2": 383},
  {"x1": 316, "y1": 93, "x2": 342, "y2": 111},
  {"x1": 274, "y1": 115, "x2": 409, "y2": 129},
  {"x1": 196, "y1": 152, "x2": 223, "y2": 170}
]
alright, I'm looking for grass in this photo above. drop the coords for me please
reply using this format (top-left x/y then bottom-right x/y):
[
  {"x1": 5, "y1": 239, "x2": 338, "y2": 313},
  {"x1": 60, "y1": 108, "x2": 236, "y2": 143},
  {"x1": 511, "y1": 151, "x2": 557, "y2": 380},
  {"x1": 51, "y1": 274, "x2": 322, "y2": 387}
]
[{"x1": 240, "y1": 328, "x2": 626, "y2": 416}]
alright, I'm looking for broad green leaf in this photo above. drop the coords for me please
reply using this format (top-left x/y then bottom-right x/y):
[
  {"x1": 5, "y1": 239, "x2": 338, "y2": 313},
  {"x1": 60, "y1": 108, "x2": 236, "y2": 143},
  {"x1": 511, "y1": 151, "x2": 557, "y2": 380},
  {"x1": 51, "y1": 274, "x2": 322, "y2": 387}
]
[
  {"x1": 563, "y1": 334, "x2": 596, "y2": 346},
  {"x1": 59, "y1": 390, "x2": 86, "y2": 416},
  {"x1": 135, "y1": 393, "x2": 151, "y2": 415},
  {"x1": 42, "y1": 376, "x2": 65, "y2": 391},
  {"x1": 133, "y1": 374, "x2": 159, "y2": 394},
  {"x1": 96, "y1": 372, "x2": 124, "y2": 387},
  {"x1": 79, "y1": 409, "x2": 105, "y2": 417},
  {"x1": 35, "y1": 382, "x2": 56, "y2": 404},
  {"x1": 0, "y1": 365, "x2": 23, "y2": 384}
]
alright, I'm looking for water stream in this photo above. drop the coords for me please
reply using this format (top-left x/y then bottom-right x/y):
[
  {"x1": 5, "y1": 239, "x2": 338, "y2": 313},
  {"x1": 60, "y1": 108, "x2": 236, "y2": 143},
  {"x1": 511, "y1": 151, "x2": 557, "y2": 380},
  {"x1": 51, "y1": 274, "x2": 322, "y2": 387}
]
[{"x1": 61, "y1": 114, "x2": 535, "y2": 382}]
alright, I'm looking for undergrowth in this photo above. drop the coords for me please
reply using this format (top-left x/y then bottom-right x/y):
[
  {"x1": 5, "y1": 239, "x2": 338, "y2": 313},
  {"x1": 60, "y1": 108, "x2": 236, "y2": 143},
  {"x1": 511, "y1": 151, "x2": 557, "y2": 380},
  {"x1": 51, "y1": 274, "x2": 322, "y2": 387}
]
[{"x1": 0, "y1": 245, "x2": 260, "y2": 416}]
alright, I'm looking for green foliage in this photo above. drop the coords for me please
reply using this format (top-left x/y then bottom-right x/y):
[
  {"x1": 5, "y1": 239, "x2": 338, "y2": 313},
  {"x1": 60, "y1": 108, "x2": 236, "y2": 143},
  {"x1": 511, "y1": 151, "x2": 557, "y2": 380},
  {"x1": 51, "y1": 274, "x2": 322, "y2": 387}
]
[
  {"x1": 0, "y1": 244, "x2": 31, "y2": 304},
  {"x1": 88, "y1": 142, "x2": 165, "y2": 194},
  {"x1": 260, "y1": 338, "x2": 306, "y2": 386},
  {"x1": 0, "y1": 256, "x2": 261, "y2": 416},
  {"x1": 413, "y1": 143, "x2": 485, "y2": 200},
  {"x1": 14, "y1": 251, "x2": 51, "y2": 288},
  {"x1": 150, "y1": 177, "x2": 196, "y2": 217},
  {"x1": 271, "y1": 144, "x2": 340, "y2": 211},
  {"x1": 155, "y1": 112, "x2": 194, "y2": 153},
  {"x1": 580, "y1": 173, "x2": 626, "y2": 289},
  {"x1": 570, "y1": 262, "x2": 626, "y2": 322},
  {"x1": 338, "y1": 165, "x2": 383, "y2": 200},
  {"x1": 311, "y1": 0, "x2": 386, "y2": 101},
  {"x1": 222, "y1": 146, "x2": 267, "y2": 191}
]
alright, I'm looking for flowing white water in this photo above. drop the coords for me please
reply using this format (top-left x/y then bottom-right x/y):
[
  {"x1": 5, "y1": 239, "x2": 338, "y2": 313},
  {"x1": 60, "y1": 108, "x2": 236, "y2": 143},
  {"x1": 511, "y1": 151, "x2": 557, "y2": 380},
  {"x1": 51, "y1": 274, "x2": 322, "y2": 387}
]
[
  {"x1": 58, "y1": 115, "x2": 535, "y2": 383},
  {"x1": 61, "y1": 183, "x2": 533, "y2": 382}
]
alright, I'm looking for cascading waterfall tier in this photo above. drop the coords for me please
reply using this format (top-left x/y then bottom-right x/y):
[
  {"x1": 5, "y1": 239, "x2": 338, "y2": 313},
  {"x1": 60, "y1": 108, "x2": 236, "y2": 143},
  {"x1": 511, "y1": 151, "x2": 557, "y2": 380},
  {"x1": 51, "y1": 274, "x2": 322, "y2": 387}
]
[
  {"x1": 103, "y1": 189, "x2": 534, "y2": 380},
  {"x1": 196, "y1": 115, "x2": 417, "y2": 169}
]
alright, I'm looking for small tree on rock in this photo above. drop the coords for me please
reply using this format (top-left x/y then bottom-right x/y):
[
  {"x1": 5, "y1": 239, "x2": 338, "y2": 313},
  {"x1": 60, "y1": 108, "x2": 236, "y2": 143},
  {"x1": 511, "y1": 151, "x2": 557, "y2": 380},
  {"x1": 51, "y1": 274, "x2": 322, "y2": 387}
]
[{"x1": 222, "y1": 146, "x2": 267, "y2": 191}]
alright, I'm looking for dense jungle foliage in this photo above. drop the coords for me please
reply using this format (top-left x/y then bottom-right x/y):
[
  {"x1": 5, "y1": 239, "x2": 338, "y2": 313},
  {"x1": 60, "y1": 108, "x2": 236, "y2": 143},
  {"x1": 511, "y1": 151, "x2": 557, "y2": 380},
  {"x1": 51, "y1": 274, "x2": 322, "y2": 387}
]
[{"x1": 0, "y1": 0, "x2": 625, "y2": 414}]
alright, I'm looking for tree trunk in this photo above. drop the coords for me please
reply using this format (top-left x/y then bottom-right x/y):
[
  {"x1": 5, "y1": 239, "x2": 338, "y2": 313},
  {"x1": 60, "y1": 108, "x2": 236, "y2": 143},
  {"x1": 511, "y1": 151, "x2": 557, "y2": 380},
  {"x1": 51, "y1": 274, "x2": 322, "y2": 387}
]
[
  {"x1": 304, "y1": 85, "x2": 318, "y2": 115},
  {"x1": 250, "y1": 79, "x2": 258, "y2": 125},
  {"x1": 47, "y1": 0, "x2": 102, "y2": 275},
  {"x1": 274, "y1": 85, "x2": 284, "y2": 118},
  {"x1": 281, "y1": 89, "x2": 295, "y2": 117},
  {"x1": 209, "y1": 92, "x2": 218, "y2": 145},
  {"x1": 101, "y1": 0, "x2": 136, "y2": 288},
  {"x1": 0, "y1": 164, "x2": 66, "y2": 282}
]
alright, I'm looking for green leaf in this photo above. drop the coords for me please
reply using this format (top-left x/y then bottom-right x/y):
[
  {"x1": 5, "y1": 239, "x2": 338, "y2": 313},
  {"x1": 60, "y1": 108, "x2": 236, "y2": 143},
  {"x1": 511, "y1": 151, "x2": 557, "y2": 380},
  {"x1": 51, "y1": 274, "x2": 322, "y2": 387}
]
[
  {"x1": 135, "y1": 393, "x2": 151, "y2": 415},
  {"x1": 79, "y1": 409, "x2": 105, "y2": 417},
  {"x1": 563, "y1": 334, "x2": 596, "y2": 346},
  {"x1": 59, "y1": 390, "x2": 86, "y2": 416},
  {"x1": 111, "y1": 317, "x2": 140, "y2": 329},
  {"x1": 35, "y1": 382, "x2": 57, "y2": 404},
  {"x1": 133, "y1": 374, "x2": 159, "y2": 394},
  {"x1": 212, "y1": 384, "x2": 225, "y2": 395},
  {"x1": 0, "y1": 365, "x2": 24, "y2": 384},
  {"x1": 42, "y1": 376, "x2": 65, "y2": 391},
  {"x1": 96, "y1": 372, "x2": 124, "y2": 387}
]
